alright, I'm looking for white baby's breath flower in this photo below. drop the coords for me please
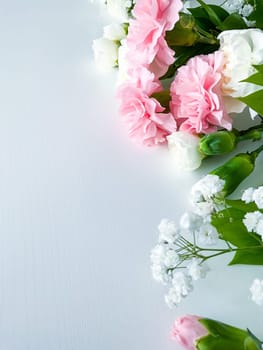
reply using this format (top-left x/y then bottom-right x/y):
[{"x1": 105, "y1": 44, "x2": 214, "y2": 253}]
[
  {"x1": 250, "y1": 279, "x2": 263, "y2": 305},
  {"x1": 187, "y1": 258, "x2": 210, "y2": 281},
  {"x1": 256, "y1": 220, "x2": 263, "y2": 238},
  {"x1": 197, "y1": 223, "x2": 219, "y2": 246},
  {"x1": 190, "y1": 174, "x2": 225, "y2": 216},
  {"x1": 242, "y1": 187, "x2": 255, "y2": 203},
  {"x1": 158, "y1": 219, "x2": 179, "y2": 244},
  {"x1": 222, "y1": 0, "x2": 244, "y2": 13},
  {"x1": 150, "y1": 244, "x2": 166, "y2": 264},
  {"x1": 179, "y1": 212, "x2": 203, "y2": 231},
  {"x1": 243, "y1": 211, "x2": 263, "y2": 232},
  {"x1": 253, "y1": 186, "x2": 263, "y2": 209},
  {"x1": 165, "y1": 286, "x2": 182, "y2": 308},
  {"x1": 165, "y1": 271, "x2": 193, "y2": 308},
  {"x1": 93, "y1": 37, "x2": 119, "y2": 71},
  {"x1": 164, "y1": 249, "x2": 180, "y2": 268},
  {"x1": 167, "y1": 132, "x2": 204, "y2": 171},
  {"x1": 103, "y1": 23, "x2": 126, "y2": 41},
  {"x1": 239, "y1": 4, "x2": 254, "y2": 17}
]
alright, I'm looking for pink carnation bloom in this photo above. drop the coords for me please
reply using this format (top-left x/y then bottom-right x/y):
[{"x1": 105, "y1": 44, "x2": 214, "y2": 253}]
[
  {"x1": 117, "y1": 67, "x2": 177, "y2": 146},
  {"x1": 171, "y1": 315, "x2": 208, "y2": 350},
  {"x1": 126, "y1": 0, "x2": 183, "y2": 77},
  {"x1": 170, "y1": 51, "x2": 232, "y2": 134}
]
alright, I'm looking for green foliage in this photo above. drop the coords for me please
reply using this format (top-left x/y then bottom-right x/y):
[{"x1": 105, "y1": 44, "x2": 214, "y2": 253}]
[
  {"x1": 239, "y1": 90, "x2": 263, "y2": 116},
  {"x1": 217, "y1": 13, "x2": 248, "y2": 30}
]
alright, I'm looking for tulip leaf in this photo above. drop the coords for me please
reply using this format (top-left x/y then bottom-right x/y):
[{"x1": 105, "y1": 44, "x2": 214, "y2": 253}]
[
  {"x1": 211, "y1": 208, "x2": 262, "y2": 247},
  {"x1": 198, "y1": 318, "x2": 248, "y2": 350},
  {"x1": 241, "y1": 72, "x2": 263, "y2": 86},
  {"x1": 217, "y1": 13, "x2": 248, "y2": 31},
  {"x1": 239, "y1": 90, "x2": 263, "y2": 116},
  {"x1": 229, "y1": 247, "x2": 263, "y2": 265}
]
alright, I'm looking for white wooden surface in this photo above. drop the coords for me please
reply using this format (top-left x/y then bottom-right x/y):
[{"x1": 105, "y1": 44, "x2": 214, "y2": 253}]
[{"x1": 0, "y1": 1, "x2": 263, "y2": 349}]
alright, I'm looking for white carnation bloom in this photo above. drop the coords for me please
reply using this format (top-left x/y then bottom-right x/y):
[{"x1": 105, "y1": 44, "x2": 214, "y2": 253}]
[
  {"x1": 103, "y1": 23, "x2": 126, "y2": 41},
  {"x1": 92, "y1": 37, "x2": 119, "y2": 71},
  {"x1": 243, "y1": 211, "x2": 263, "y2": 232},
  {"x1": 167, "y1": 132, "x2": 203, "y2": 171},
  {"x1": 218, "y1": 29, "x2": 263, "y2": 114},
  {"x1": 250, "y1": 279, "x2": 263, "y2": 305},
  {"x1": 253, "y1": 187, "x2": 263, "y2": 209},
  {"x1": 106, "y1": 0, "x2": 130, "y2": 22},
  {"x1": 242, "y1": 187, "x2": 255, "y2": 203},
  {"x1": 187, "y1": 258, "x2": 210, "y2": 281},
  {"x1": 158, "y1": 219, "x2": 179, "y2": 244},
  {"x1": 197, "y1": 223, "x2": 219, "y2": 246}
]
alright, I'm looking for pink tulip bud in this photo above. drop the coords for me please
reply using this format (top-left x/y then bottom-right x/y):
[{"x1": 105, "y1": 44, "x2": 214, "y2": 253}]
[{"x1": 171, "y1": 315, "x2": 208, "y2": 350}]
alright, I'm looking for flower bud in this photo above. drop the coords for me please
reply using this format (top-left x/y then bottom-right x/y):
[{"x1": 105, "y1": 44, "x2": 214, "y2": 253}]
[
  {"x1": 199, "y1": 130, "x2": 237, "y2": 155},
  {"x1": 210, "y1": 153, "x2": 255, "y2": 196},
  {"x1": 172, "y1": 315, "x2": 262, "y2": 350},
  {"x1": 166, "y1": 13, "x2": 199, "y2": 46}
]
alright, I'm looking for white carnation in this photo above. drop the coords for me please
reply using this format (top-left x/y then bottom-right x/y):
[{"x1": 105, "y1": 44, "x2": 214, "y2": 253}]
[
  {"x1": 103, "y1": 23, "x2": 126, "y2": 41},
  {"x1": 187, "y1": 259, "x2": 210, "y2": 281},
  {"x1": 167, "y1": 132, "x2": 203, "y2": 171},
  {"x1": 253, "y1": 187, "x2": 263, "y2": 209},
  {"x1": 218, "y1": 29, "x2": 263, "y2": 114},
  {"x1": 92, "y1": 37, "x2": 119, "y2": 71},
  {"x1": 250, "y1": 279, "x2": 263, "y2": 305}
]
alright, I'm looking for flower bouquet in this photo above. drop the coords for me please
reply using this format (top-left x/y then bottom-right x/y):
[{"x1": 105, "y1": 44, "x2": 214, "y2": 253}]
[{"x1": 91, "y1": 0, "x2": 263, "y2": 348}]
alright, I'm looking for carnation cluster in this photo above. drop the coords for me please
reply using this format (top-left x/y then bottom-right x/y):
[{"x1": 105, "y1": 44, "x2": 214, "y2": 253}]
[{"x1": 92, "y1": 0, "x2": 263, "y2": 171}]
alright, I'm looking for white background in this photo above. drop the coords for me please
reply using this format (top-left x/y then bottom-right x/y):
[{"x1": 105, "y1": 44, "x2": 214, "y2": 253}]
[{"x1": 0, "y1": 1, "x2": 263, "y2": 349}]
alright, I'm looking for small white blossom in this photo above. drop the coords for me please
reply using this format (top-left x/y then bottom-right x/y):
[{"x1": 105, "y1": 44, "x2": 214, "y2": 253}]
[
  {"x1": 180, "y1": 212, "x2": 203, "y2": 231},
  {"x1": 239, "y1": 4, "x2": 254, "y2": 17},
  {"x1": 197, "y1": 223, "x2": 219, "y2": 246},
  {"x1": 250, "y1": 279, "x2": 263, "y2": 305},
  {"x1": 190, "y1": 174, "x2": 225, "y2": 217},
  {"x1": 158, "y1": 219, "x2": 179, "y2": 244},
  {"x1": 253, "y1": 187, "x2": 263, "y2": 209},
  {"x1": 165, "y1": 272, "x2": 193, "y2": 308},
  {"x1": 150, "y1": 244, "x2": 166, "y2": 264},
  {"x1": 165, "y1": 287, "x2": 182, "y2": 308},
  {"x1": 187, "y1": 259, "x2": 210, "y2": 281},
  {"x1": 256, "y1": 220, "x2": 263, "y2": 238},
  {"x1": 243, "y1": 211, "x2": 263, "y2": 232},
  {"x1": 103, "y1": 23, "x2": 126, "y2": 41},
  {"x1": 242, "y1": 187, "x2": 255, "y2": 203},
  {"x1": 222, "y1": 0, "x2": 244, "y2": 13},
  {"x1": 164, "y1": 249, "x2": 180, "y2": 268},
  {"x1": 92, "y1": 37, "x2": 119, "y2": 71}
]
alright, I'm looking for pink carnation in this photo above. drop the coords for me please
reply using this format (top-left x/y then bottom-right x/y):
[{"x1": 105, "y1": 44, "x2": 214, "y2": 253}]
[
  {"x1": 126, "y1": 0, "x2": 183, "y2": 78},
  {"x1": 117, "y1": 67, "x2": 177, "y2": 146},
  {"x1": 170, "y1": 51, "x2": 232, "y2": 134},
  {"x1": 171, "y1": 315, "x2": 208, "y2": 350}
]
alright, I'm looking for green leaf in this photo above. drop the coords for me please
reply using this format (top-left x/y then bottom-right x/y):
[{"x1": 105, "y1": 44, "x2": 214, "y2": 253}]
[
  {"x1": 225, "y1": 199, "x2": 258, "y2": 212},
  {"x1": 211, "y1": 208, "x2": 262, "y2": 247},
  {"x1": 255, "y1": 0, "x2": 263, "y2": 29},
  {"x1": 241, "y1": 72, "x2": 263, "y2": 86},
  {"x1": 253, "y1": 64, "x2": 263, "y2": 73},
  {"x1": 217, "y1": 13, "x2": 248, "y2": 30},
  {"x1": 244, "y1": 337, "x2": 262, "y2": 350},
  {"x1": 197, "y1": 319, "x2": 248, "y2": 350},
  {"x1": 239, "y1": 90, "x2": 263, "y2": 116},
  {"x1": 229, "y1": 246, "x2": 263, "y2": 265}
]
